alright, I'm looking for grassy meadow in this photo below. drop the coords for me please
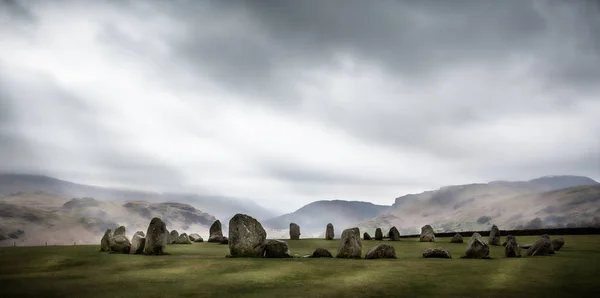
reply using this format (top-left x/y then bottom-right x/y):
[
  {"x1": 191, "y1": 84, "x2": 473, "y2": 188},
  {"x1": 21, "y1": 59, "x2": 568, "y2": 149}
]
[{"x1": 1, "y1": 235, "x2": 599, "y2": 298}]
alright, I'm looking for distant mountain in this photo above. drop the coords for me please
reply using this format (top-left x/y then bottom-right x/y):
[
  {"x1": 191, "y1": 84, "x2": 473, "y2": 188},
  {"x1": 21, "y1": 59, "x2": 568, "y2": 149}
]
[
  {"x1": 0, "y1": 192, "x2": 218, "y2": 246},
  {"x1": 262, "y1": 200, "x2": 389, "y2": 238},
  {"x1": 362, "y1": 175, "x2": 599, "y2": 235},
  {"x1": 0, "y1": 174, "x2": 276, "y2": 222}
]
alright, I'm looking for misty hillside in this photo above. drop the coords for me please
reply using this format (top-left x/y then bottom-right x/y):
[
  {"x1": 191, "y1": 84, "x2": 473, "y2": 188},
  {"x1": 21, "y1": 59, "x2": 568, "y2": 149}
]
[
  {"x1": 0, "y1": 174, "x2": 276, "y2": 222},
  {"x1": 262, "y1": 200, "x2": 388, "y2": 237},
  {"x1": 0, "y1": 192, "x2": 219, "y2": 246},
  {"x1": 361, "y1": 176, "x2": 600, "y2": 235}
]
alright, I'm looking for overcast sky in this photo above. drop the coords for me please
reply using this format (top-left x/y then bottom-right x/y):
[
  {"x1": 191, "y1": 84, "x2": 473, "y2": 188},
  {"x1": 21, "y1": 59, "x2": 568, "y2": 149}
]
[{"x1": 1, "y1": 0, "x2": 599, "y2": 213}]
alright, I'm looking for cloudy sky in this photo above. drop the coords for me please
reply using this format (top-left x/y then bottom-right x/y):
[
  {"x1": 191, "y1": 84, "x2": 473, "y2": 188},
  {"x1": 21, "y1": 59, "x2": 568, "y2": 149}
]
[{"x1": 1, "y1": 0, "x2": 599, "y2": 212}]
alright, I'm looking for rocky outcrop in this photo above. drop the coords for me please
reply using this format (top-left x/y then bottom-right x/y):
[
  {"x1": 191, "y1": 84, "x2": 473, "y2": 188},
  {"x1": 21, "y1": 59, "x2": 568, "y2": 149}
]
[
  {"x1": 311, "y1": 248, "x2": 333, "y2": 258},
  {"x1": 422, "y1": 248, "x2": 452, "y2": 259},
  {"x1": 462, "y1": 233, "x2": 490, "y2": 259},
  {"x1": 100, "y1": 229, "x2": 112, "y2": 252},
  {"x1": 505, "y1": 238, "x2": 521, "y2": 257},
  {"x1": 450, "y1": 233, "x2": 463, "y2": 243},
  {"x1": 525, "y1": 237, "x2": 554, "y2": 256},
  {"x1": 264, "y1": 240, "x2": 291, "y2": 258},
  {"x1": 375, "y1": 228, "x2": 383, "y2": 240},
  {"x1": 325, "y1": 223, "x2": 334, "y2": 240},
  {"x1": 363, "y1": 232, "x2": 371, "y2": 240},
  {"x1": 228, "y1": 214, "x2": 267, "y2": 257},
  {"x1": 208, "y1": 220, "x2": 224, "y2": 243},
  {"x1": 551, "y1": 238, "x2": 565, "y2": 251},
  {"x1": 365, "y1": 244, "x2": 397, "y2": 259},
  {"x1": 489, "y1": 225, "x2": 501, "y2": 246},
  {"x1": 420, "y1": 225, "x2": 435, "y2": 242},
  {"x1": 130, "y1": 231, "x2": 146, "y2": 254},
  {"x1": 388, "y1": 226, "x2": 400, "y2": 241},
  {"x1": 336, "y1": 227, "x2": 362, "y2": 258},
  {"x1": 290, "y1": 223, "x2": 300, "y2": 240},
  {"x1": 143, "y1": 217, "x2": 168, "y2": 255}
]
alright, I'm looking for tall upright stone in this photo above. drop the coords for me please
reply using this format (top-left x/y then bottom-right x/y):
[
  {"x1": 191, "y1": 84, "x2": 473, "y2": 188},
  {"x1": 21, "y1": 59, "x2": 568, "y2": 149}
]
[
  {"x1": 505, "y1": 238, "x2": 521, "y2": 258},
  {"x1": 325, "y1": 223, "x2": 334, "y2": 240},
  {"x1": 168, "y1": 230, "x2": 179, "y2": 244},
  {"x1": 130, "y1": 231, "x2": 146, "y2": 254},
  {"x1": 110, "y1": 226, "x2": 131, "y2": 254},
  {"x1": 336, "y1": 227, "x2": 362, "y2": 258},
  {"x1": 100, "y1": 229, "x2": 112, "y2": 252},
  {"x1": 388, "y1": 226, "x2": 400, "y2": 241},
  {"x1": 208, "y1": 220, "x2": 224, "y2": 243},
  {"x1": 375, "y1": 228, "x2": 383, "y2": 240},
  {"x1": 114, "y1": 225, "x2": 126, "y2": 237},
  {"x1": 420, "y1": 225, "x2": 435, "y2": 242},
  {"x1": 143, "y1": 217, "x2": 168, "y2": 255},
  {"x1": 489, "y1": 224, "x2": 501, "y2": 246},
  {"x1": 228, "y1": 214, "x2": 267, "y2": 257},
  {"x1": 462, "y1": 233, "x2": 490, "y2": 259},
  {"x1": 289, "y1": 223, "x2": 301, "y2": 240}
]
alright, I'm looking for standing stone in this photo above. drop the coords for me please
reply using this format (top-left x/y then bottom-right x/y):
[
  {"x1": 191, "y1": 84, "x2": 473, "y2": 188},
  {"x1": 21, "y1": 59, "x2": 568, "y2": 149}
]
[
  {"x1": 168, "y1": 230, "x2": 179, "y2": 244},
  {"x1": 462, "y1": 233, "x2": 490, "y2": 259},
  {"x1": 143, "y1": 217, "x2": 168, "y2": 255},
  {"x1": 208, "y1": 220, "x2": 224, "y2": 243},
  {"x1": 551, "y1": 238, "x2": 565, "y2": 251},
  {"x1": 228, "y1": 214, "x2": 267, "y2": 257},
  {"x1": 489, "y1": 225, "x2": 501, "y2": 246},
  {"x1": 502, "y1": 235, "x2": 516, "y2": 247},
  {"x1": 100, "y1": 229, "x2": 112, "y2": 252},
  {"x1": 363, "y1": 232, "x2": 372, "y2": 240},
  {"x1": 505, "y1": 238, "x2": 521, "y2": 257},
  {"x1": 450, "y1": 233, "x2": 463, "y2": 243},
  {"x1": 365, "y1": 244, "x2": 396, "y2": 259},
  {"x1": 325, "y1": 223, "x2": 334, "y2": 240},
  {"x1": 289, "y1": 223, "x2": 301, "y2": 240},
  {"x1": 420, "y1": 225, "x2": 435, "y2": 242},
  {"x1": 423, "y1": 248, "x2": 452, "y2": 259},
  {"x1": 336, "y1": 227, "x2": 362, "y2": 258},
  {"x1": 110, "y1": 226, "x2": 132, "y2": 254},
  {"x1": 388, "y1": 226, "x2": 400, "y2": 241},
  {"x1": 188, "y1": 233, "x2": 202, "y2": 242},
  {"x1": 175, "y1": 233, "x2": 192, "y2": 244},
  {"x1": 264, "y1": 240, "x2": 291, "y2": 258},
  {"x1": 311, "y1": 248, "x2": 333, "y2": 258},
  {"x1": 130, "y1": 231, "x2": 146, "y2": 254},
  {"x1": 525, "y1": 237, "x2": 553, "y2": 256},
  {"x1": 375, "y1": 228, "x2": 383, "y2": 240}
]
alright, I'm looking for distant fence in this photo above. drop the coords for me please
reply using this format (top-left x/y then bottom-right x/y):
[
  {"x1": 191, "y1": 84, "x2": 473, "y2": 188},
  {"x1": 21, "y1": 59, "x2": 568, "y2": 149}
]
[{"x1": 398, "y1": 227, "x2": 600, "y2": 238}]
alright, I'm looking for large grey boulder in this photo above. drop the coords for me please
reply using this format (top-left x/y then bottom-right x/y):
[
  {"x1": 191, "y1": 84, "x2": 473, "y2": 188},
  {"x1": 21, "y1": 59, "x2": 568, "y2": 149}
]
[
  {"x1": 489, "y1": 225, "x2": 501, "y2": 246},
  {"x1": 100, "y1": 229, "x2": 112, "y2": 252},
  {"x1": 450, "y1": 233, "x2": 463, "y2": 243},
  {"x1": 423, "y1": 248, "x2": 452, "y2": 259},
  {"x1": 336, "y1": 227, "x2": 362, "y2": 258},
  {"x1": 365, "y1": 244, "x2": 396, "y2": 259},
  {"x1": 110, "y1": 234, "x2": 132, "y2": 254},
  {"x1": 143, "y1": 217, "x2": 168, "y2": 255},
  {"x1": 311, "y1": 248, "x2": 333, "y2": 258},
  {"x1": 551, "y1": 238, "x2": 565, "y2": 251},
  {"x1": 264, "y1": 240, "x2": 291, "y2": 258},
  {"x1": 290, "y1": 223, "x2": 300, "y2": 240},
  {"x1": 363, "y1": 232, "x2": 372, "y2": 240},
  {"x1": 505, "y1": 238, "x2": 521, "y2": 257},
  {"x1": 175, "y1": 233, "x2": 192, "y2": 244},
  {"x1": 188, "y1": 233, "x2": 203, "y2": 242},
  {"x1": 525, "y1": 237, "x2": 554, "y2": 257},
  {"x1": 375, "y1": 228, "x2": 383, "y2": 240},
  {"x1": 388, "y1": 226, "x2": 400, "y2": 241},
  {"x1": 168, "y1": 230, "x2": 179, "y2": 244},
  {"x1": 502, "y1": 235, "x2": 516, "y2": 247},
  {"x1": 462, "y1": 233, "x2": 490, "y2": 259},
  {"x1": 420, "y1": 225, "x2": 435, "y2": 242},
  {"x1": 325, "y1": 223, "x2": 334, "y2": 240},
  {"x1": 208, "y1": 220, "x2": 224, "y2": 243},
  {"x1": 130, "y1": 231, "x2": 146, "y2": 254},
  {"x1": 114, "y1": 226, "x2": 126, "y2": 237},
  {"x1": 228, "y1": 214, "x2": 267, "y2": 257}
]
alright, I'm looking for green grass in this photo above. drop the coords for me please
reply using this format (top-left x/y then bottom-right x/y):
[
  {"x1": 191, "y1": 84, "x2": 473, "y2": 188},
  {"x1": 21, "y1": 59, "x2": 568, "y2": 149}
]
[{"x1": 1, "y1": 235, "x2": 599, "y2": 298}]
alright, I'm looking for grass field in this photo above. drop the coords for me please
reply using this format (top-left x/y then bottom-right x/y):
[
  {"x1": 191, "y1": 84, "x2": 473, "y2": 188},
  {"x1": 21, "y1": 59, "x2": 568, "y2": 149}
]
[{"x1": 1, "y1": 235, "x2": 599, "y2": 298}]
